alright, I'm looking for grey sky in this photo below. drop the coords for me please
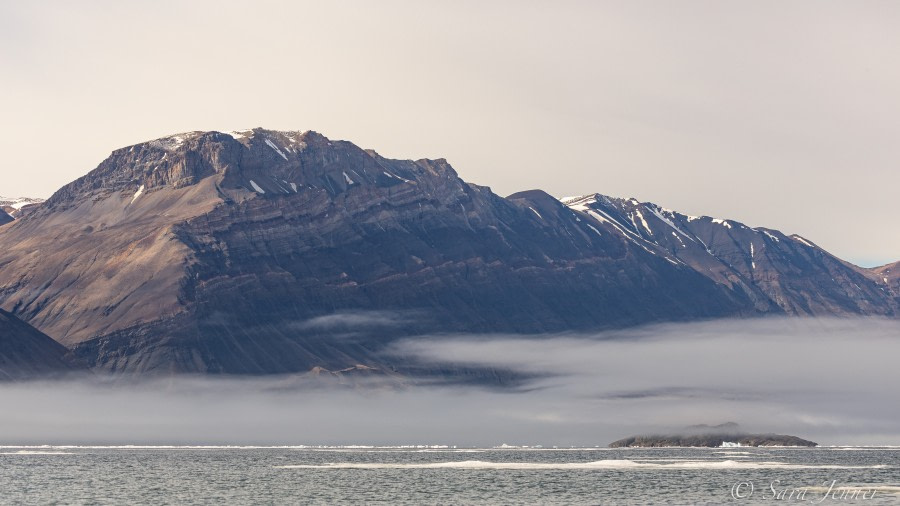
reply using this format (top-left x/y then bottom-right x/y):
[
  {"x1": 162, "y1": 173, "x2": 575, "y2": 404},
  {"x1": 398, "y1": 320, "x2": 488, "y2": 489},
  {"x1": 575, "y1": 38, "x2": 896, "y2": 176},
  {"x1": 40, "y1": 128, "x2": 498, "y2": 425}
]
[{"x1": 1, "y1": 1, "x2": 897, "y2": 266}]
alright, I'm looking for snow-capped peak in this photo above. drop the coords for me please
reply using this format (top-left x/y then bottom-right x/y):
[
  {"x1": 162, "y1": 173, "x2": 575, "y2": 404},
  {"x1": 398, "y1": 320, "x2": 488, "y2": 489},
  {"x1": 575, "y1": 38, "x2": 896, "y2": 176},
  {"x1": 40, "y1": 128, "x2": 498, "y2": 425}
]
[
  {"x1": 0, "y1": 196, "x2": 45, "y2": 219},
  {"x1": 0, "y1": 196, "x2": 44, "y2": 209}
]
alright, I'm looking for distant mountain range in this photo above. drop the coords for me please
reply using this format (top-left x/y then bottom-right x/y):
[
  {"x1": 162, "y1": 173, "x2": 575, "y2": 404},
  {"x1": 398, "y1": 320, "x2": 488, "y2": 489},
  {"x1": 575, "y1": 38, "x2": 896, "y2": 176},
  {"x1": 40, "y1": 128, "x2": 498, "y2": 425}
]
[
  {"x1": 0, "y1": 129, "x2": 896, "y2": 377},
  {"x1": 0, "y1": 196, "x2": 44, "y2": 220}
]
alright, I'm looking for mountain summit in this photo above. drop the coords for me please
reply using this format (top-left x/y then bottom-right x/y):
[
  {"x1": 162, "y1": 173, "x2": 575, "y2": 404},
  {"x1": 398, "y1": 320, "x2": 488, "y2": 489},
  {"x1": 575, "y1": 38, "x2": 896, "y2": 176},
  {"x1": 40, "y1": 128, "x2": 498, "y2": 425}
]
[{"x1": 0, "y1": 129, "x2": 895, "y2": 375}]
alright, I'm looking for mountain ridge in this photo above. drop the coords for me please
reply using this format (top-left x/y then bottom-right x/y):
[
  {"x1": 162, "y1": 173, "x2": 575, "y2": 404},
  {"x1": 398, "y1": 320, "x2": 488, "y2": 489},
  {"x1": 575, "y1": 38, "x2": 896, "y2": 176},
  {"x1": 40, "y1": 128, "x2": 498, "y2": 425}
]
[{"x1": 559, "y1": 192, "x2": 894, "y2": 316}]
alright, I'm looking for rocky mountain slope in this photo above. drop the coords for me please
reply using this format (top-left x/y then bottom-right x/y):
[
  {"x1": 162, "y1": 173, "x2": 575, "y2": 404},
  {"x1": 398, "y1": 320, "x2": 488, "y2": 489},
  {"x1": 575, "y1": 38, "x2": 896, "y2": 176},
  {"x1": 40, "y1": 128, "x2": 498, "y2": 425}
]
[
  {"x1": 561, "y1": 194, "x2": 894, "y2": 316},
  {"x1": 0, "y1": 309, "x2": 84, "y2": 380},
  {"x1": 0, "y1": 129, "x2": 895, "y2": 375}
]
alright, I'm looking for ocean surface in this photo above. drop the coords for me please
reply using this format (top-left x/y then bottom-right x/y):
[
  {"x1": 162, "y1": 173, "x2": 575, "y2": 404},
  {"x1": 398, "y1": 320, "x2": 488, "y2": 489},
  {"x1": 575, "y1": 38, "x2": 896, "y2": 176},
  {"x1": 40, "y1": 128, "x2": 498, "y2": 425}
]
[{"x1": 1, "y1": 446, "x2": 898, "y2": 505}]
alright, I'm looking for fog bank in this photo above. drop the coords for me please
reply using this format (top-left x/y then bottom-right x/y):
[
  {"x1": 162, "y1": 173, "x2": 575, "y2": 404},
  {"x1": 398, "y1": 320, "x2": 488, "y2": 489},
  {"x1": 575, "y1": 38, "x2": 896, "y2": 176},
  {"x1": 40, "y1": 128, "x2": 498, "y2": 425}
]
[{"x1": 1, "y1": 318, "x2": 898, "y2": 446}]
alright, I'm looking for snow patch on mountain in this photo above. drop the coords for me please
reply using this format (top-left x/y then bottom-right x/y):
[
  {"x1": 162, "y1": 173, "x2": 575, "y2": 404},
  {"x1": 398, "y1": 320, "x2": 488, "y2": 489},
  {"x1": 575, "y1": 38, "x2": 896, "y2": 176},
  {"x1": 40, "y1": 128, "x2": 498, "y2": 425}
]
[
  {"x1": 264, "y1": 138, "x2": 289, "y2": 161},
  {"x1": 0, "y1": 196, "x2": 45, "y2": 210},
  {"x1": 634, "y1": 209, "x2": 652, "y2": 235},
  {"x1": 0, "y1": 196, "x2": 45, "y2": 219},
  {"x1": 757, "y1": 229, "x2": 781, "y2": 242},
  {"x1": 791, "y1": 235, "x2": 816, "y2": 248},
  {"x1": 228, "y1": 129, "x2": 252, "y2": 139},
  {"x1": 130, "y1": 185, "x2": 145, "y2": 205},
  {"x1": 148, "y1": 132, "x2": 200, "y2": 152}
]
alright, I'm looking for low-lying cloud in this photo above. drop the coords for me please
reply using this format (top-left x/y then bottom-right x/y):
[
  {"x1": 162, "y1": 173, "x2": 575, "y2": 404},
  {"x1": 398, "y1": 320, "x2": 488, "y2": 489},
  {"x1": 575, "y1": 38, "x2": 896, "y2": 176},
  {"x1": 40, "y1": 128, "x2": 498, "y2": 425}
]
[
  {"x1": 290, "y1": 310, "x2": 417, "y2": 331},
  {"x1": 1, "y1": 317, "x2": 898, "y2": 446}
]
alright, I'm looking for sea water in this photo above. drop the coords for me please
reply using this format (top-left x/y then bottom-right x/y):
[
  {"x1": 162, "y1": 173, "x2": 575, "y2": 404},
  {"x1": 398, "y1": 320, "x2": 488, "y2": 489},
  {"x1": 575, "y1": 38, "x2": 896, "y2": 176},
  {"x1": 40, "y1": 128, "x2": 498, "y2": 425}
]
[{"x1": 1, "y1": 446, "x2": 898, "y2": 504}]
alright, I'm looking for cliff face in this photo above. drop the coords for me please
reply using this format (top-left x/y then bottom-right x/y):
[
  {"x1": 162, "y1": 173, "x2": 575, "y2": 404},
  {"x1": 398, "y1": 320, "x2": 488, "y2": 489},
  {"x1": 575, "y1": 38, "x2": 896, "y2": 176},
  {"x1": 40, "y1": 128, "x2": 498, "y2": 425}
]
[
  {"x1": 0, "y1": 309, "x2": 84, "y2": 380},
  {"x1": 0, "y1": 129, "x2": 894, "y2": 375}
]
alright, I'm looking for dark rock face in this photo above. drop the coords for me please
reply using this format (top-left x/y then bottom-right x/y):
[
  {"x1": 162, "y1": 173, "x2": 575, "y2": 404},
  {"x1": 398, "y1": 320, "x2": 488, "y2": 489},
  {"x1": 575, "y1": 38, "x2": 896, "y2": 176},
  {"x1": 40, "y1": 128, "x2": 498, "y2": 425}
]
[
  {"x1": 0, "y1": 210, "x2": 12, "y2": 226},
  {"x1": 609, "y1": 433, "x2": 817, "y2": 448},
  {"x1": 0, "y1": 309, "x2": 84, "y2": 381},
  {"x1": 0, "y1": 128, "x2": 895, "y2": 375}
]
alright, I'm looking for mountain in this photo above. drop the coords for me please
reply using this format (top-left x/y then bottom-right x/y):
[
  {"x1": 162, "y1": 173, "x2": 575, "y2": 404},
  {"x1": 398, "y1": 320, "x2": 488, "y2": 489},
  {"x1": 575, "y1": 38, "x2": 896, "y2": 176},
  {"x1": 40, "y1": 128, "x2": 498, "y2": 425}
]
[
  {"x1": 0, "y1": 210, "x2": 12, "y2": 226},
  {"x1": 561, "y1": 194, "x2": 895, "y2": 316},
  {"x1": 0, "y1": 196, "x2": 45, "y2": 219},
  {"x1": 0, "y1": 129, "x2": 894, "y2": 375},
  {"x1": 0, "y1": 308, "x2": 84, "y2": 381}
]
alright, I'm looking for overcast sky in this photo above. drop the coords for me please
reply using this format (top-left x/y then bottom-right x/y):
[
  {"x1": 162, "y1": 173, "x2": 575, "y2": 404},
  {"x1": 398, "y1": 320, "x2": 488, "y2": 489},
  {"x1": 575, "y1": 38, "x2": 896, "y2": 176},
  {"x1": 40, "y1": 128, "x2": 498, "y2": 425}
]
[{"x1": 1, "y1": 1, "x2": 897, "y2": 266}]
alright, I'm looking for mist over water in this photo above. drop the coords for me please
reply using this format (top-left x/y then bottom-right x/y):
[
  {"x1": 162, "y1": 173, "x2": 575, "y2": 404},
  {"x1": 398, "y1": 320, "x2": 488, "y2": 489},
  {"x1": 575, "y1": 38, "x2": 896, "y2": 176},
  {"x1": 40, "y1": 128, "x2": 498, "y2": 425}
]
[{"x1": 1, "y1": 318, "x2": 898, "y2": 446}]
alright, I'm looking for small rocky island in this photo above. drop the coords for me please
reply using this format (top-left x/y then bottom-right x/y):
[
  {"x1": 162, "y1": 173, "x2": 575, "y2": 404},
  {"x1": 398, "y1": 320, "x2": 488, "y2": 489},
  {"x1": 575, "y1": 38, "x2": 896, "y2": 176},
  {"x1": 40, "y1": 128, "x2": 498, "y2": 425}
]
[{"x1": 609, "y1": 423, "x2": 817, "y2": 448}]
